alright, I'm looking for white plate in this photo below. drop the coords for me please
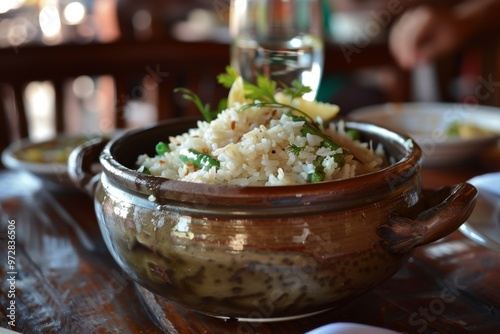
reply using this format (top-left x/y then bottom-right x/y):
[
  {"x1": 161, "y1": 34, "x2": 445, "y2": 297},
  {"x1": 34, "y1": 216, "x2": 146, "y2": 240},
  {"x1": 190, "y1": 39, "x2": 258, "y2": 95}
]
[
  {"x1": 306, "y1": 322, "x2": 400, "y2": 334},
  {"x1": 1, "y1": 134, "x2": 107, "y2": 188},
  {"x1": 459, "y1": 173, "x2": 500, "y2": 252},
  {"x1": 348, "y1": 102, "x2": 500, "y2": 167}
]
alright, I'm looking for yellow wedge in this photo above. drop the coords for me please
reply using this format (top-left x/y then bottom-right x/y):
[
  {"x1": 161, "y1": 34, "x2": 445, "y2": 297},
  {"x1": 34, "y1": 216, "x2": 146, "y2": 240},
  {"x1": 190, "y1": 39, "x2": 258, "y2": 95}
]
[
  {"x1": 227, "y1": 76, "x2": 246, "y2": 108},
  {"x1": 275, "y1": 92, "x2": 340, "y2": 121}
]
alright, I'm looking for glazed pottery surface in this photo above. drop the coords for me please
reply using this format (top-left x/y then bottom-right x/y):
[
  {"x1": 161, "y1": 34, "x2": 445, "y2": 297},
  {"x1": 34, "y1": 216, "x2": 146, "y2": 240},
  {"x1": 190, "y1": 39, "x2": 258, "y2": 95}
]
[{"x1": 69, "y1": 118, "x2": 477, "y2": 321}]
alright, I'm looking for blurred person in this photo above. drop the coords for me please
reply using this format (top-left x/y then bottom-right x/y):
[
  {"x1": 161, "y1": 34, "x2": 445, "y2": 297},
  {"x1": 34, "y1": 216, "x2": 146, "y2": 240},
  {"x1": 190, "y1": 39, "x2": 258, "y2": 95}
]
[{"x1": 389, "y1": 0, "x2": 500, "y2": 70}]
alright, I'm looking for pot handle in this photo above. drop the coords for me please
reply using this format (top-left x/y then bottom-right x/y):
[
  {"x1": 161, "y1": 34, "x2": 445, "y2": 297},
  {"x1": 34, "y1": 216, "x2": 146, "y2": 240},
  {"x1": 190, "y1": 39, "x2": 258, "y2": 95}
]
[
  {"x1": 377, "y1": 183, "x2": 478, "y2": 254},
  {"x1": 68, "y1": 137, "x2": 109, "y2": 196}
]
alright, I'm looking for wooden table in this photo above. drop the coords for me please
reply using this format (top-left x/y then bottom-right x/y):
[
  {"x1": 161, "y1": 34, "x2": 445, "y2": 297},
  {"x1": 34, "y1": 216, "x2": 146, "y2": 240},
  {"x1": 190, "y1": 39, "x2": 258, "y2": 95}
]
[{"x1": 1, "y1": 163, "x2": 499, "y2": 333}]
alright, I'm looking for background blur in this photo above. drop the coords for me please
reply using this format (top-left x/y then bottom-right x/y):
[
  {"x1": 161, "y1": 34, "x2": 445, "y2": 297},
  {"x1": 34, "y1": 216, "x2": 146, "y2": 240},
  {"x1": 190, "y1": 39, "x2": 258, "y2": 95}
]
[{"x1": 1, "y1": 0, "x2": 499, "y2": 146}]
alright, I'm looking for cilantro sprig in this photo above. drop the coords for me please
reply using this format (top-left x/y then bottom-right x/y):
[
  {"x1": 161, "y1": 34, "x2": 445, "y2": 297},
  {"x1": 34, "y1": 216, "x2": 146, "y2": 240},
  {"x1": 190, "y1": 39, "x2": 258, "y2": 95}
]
[
  {"x1": 174, "y1": 88, "x2": 211, "y2": 122},
  {"x1": 217, "y1": 66, "x2": 239, "y2": 88},
  {"x1": 283, "y1": 80, "x2": 313, "y2": 100},
  {"x1": 177, "y1": 65, "x2": 314, "y2": 122},
  {"x1": 286, "y1": 144, "x2": 306, "y2": 156}
]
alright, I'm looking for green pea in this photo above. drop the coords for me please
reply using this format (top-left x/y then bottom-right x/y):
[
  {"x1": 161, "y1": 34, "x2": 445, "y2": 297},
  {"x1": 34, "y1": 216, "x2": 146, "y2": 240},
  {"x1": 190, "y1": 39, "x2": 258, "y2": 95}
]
[
  {"x1": 155, "y1": 141, "x2": 170, "y2": 155},
  {"x1": 308, "y1": 171, "x2": 324, "y2": 183}
]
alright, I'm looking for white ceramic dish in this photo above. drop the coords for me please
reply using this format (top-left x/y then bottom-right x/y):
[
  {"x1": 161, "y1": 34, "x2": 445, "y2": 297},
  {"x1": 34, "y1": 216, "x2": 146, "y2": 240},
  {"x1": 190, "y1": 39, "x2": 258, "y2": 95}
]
[
  {"x1": 459, "y1": 172, "x2": 500, "y2": 252},
  {"x1": 1, "y1": 134, "x2": 107, "y2": 188},
  {"x1": 348, "y1": 102, "x2": 500, "y2": 167},
  {"x1": 306, "y1": 322, "x2": 400, "y2": 334}
]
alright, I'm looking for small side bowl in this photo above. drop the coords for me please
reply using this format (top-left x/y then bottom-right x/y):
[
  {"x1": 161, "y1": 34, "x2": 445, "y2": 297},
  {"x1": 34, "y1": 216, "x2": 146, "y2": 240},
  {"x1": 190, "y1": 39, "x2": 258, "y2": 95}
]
[
  {"x1": 349, "y1": 102, "x2": 500, "y2": 167},
  {"x1": 2, "y1": 134, "x2": 114, "y2": 189},
  {"x1": 2, "y1": 135, "x2": 89, "y2": 188}
]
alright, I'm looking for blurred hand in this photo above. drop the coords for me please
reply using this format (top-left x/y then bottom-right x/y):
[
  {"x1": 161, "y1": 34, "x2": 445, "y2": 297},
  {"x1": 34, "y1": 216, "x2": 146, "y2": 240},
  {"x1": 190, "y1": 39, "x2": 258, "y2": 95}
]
[{"x1": 389, "y1": 6, "x2": 469, "y2": 70}]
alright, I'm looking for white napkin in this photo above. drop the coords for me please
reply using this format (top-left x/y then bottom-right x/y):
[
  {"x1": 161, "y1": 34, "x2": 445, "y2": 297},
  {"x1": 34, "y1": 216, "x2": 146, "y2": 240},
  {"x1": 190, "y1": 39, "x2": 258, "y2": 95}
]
[{"x1": 468, "y1": 173, "x2": 500, "y2": 230}]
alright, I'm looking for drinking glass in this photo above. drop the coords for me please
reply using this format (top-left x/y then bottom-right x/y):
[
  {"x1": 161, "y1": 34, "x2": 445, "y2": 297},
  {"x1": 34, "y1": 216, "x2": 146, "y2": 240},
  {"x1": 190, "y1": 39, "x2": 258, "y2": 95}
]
[{"x1": 230, "y1": 0, "x2": 324, "y2": 101}]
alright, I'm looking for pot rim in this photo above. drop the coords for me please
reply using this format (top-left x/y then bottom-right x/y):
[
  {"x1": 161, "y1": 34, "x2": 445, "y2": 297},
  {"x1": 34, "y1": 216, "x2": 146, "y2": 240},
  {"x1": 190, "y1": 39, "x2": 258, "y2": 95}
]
[{"x1": 99, "y1": 118, "x2": 422, "y2": 210}]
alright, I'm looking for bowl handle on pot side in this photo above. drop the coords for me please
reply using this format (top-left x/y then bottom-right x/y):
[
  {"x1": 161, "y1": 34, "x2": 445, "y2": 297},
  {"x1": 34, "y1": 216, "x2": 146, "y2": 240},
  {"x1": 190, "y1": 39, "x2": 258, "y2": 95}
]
[
  {"x1": 68, "y1": 137, "x2": 110, "y2": 196},
  {"x1": 377, "y1": 183, "x2": 478, "y2": 254}
]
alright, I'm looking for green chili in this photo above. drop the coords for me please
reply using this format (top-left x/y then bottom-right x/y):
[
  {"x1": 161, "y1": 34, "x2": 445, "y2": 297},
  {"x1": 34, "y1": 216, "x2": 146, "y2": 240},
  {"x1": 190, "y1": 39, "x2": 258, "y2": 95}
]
[
  {"x1": 333, "y1": 153, "x2": 345, "y2": 167},
  {"x1": 180, "y1": 148, "x2": 220, "y2": 170},
  {"x1": 286, "y1": 112, "x2": 340, "y2": 150},
  {"x1": 287, "y1": 112, "x2": 347, "y2": 182},
  {"x1": 155, "y1": 141, "x2": 170, "y2": 155}
]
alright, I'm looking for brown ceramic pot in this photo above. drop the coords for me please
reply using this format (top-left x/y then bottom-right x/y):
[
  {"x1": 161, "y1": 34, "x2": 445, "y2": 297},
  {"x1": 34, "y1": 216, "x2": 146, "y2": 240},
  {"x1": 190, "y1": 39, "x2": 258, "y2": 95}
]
[{"x1": 68, "y1": 118, "x2": 477, "y2": 321}]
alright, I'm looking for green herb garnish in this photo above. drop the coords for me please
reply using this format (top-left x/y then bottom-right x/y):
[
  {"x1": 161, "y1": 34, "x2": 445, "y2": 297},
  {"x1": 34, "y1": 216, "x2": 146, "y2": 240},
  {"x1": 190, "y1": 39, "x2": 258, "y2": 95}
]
[
  {"x1": 286, "y1": 112, "x2": 340, "y2": 151},
  {"x1": 283, "y1": 80, "x2": 313, "y2": 100},
  {"x1": 286, "y1": 144, "x2": 306, "y2": 156},
  {"x1": 217, "y1": 66, "x2": 239, "y2": 88},
  {"x1": 174, "y1": 87, "x2": 221, "y2": 122},
  {"x1": 178, "y1": 66, "x2": 314, "y2": 123},
  {"x1": 243, "y1": 75, "x2": 277, "y2": 103}
]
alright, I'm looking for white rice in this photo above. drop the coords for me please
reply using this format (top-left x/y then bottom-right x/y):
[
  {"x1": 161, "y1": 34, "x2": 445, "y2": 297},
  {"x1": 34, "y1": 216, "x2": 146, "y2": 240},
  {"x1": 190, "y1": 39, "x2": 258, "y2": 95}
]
[{"x1": 136, "y1": 106, "x2": 387, "y2": 186}]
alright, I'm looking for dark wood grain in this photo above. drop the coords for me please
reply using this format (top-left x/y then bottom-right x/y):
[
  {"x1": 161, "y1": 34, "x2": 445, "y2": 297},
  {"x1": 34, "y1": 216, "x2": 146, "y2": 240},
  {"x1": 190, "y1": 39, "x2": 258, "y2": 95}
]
[{"x1": 1, "y1": 162, "x2": 499, "y2": 334}]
